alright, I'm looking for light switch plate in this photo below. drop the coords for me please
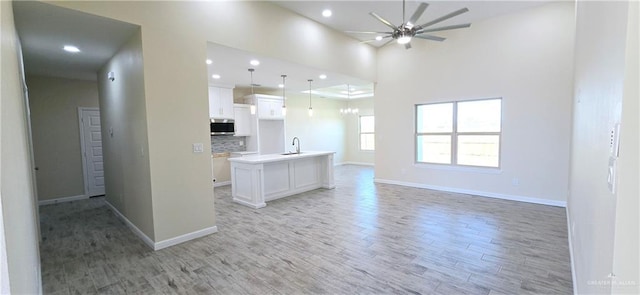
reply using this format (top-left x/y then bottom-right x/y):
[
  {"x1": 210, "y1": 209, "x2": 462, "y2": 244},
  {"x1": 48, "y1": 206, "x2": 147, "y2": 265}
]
[
  {"x1": 607, "y1": 156, "x2": 617, "y2": 194},
  {"x1": 193, "y1": 143, "x2": 204, "y2": 153},
  {"x1": 610, "y1": 123, "x2": 621, "y2": 158}
]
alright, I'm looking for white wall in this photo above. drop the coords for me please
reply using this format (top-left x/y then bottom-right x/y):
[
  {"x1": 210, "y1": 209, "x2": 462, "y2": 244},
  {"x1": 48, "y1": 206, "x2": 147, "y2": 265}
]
[
  {"x1": 26, "y1": 75, "x2": 100, "y2": 201},
  {"x1": 374, "y1": 2, "x2": 575, "y2": 205},
  {"x1": 569, "y1": 1, "x2": 639, "y2": 293},
  {"x1": 0, "y1": 1, "x2": 41, "y2": 293},
  {"x1": 97, "y1": 30, "x2": 156, "y2": 241},
  {"x1": 612, "y1": 3, "x2": 639, "y2": 292},
  {"x1": 284, "y1": 92, "x2": 347, "y2": 164}
]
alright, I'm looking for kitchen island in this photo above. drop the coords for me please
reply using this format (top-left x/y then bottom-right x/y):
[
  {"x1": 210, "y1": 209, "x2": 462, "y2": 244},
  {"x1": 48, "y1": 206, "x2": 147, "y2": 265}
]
[{"x1": 228, "y1": 151, "x2": 335, "y2": 208}]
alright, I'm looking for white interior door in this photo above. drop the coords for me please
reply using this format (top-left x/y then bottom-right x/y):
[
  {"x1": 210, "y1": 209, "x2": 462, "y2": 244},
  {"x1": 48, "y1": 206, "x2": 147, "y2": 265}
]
[{"x1": 79, "y1": 108, "x2": 105, "y2": 197}]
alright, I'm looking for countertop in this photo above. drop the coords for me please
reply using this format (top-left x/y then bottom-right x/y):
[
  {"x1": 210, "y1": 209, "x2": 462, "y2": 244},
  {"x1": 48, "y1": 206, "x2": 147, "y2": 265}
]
[
  {"x1": 230, "y1": 151, "x2": 258, "y2": 157},
  {"x1": 227, "y1": 151, "x2": 335, "y2": 164}
]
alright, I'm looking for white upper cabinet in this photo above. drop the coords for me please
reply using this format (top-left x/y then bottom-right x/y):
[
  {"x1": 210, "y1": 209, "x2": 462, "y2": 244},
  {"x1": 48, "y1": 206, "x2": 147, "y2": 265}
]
[
  {"x1": 209, "y1": 86, "x2": 235, "y2": 119},
  {"x1": 257, "y1": 98, "x2": 285, "y2": 120},
  {"x1": 233, "y1": 104, "x2": 251, "y2": 136}
]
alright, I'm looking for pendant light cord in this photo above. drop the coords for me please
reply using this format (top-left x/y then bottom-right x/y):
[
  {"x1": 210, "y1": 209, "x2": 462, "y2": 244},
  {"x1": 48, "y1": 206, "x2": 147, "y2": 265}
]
[
  {"x1": 308, "y1": 79, "x2": 313, "y2": 109},
  {"x1": 249, "y1": 68, "x2": 255, "y2": 95}
]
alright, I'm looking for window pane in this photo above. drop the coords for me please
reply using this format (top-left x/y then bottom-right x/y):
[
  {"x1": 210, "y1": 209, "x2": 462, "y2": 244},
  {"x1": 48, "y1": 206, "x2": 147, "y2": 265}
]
[
  {"x1": 417, "y1": 135, "x2": 451, "y2": 164},
  {"x1": 360, "y1": 116, "x2": 374, "y2": 133},
  {"x1": 417, "y1": 103, "x2": 453, "y2": 133},
  {"x1": 457, "y1": 135, "x2": 500, "y2": 167},
  {"x1": 457, "y1": 99, "x2": 501, "y2": 132},
  {"x1": 360, "y1": 134, "x2": 375, "y2": 150}
]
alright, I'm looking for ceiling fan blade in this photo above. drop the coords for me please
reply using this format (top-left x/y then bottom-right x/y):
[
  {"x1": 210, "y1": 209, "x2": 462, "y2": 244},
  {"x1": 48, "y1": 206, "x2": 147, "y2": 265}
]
[
  {"x1": 407, "y1": 3, "x2": 429, "y2": 27},
  {"x1": 417, "y1": 7, "x2": 469, "y2": 29},
  {"x1": 380, "y1": 38, "x2": 395, "y2": 47},
  {"x1": 359, "y1": 35, "x2": 392, "y2": 43},
  {"x1": 369, "y1": 12, "x2": 398, "y2": 30},
  {"x1": 345, "y1": 30, "x2": 393, "y2": 35},
  {"x1": 418, "y1": 23, "x2": 471, "y2": 34},
  {"x1": 405, "y1": 42, "x2": 412, "y2": 50},
  {"x1": 414, "y1": 34, "x2": 446, "y2": 42}
]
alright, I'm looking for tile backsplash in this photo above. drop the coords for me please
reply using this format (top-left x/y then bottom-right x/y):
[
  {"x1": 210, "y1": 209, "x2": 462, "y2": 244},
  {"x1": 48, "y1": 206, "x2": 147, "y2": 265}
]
[{"x1": 211, "y1": 136, "x2": 246, "y2": 153}]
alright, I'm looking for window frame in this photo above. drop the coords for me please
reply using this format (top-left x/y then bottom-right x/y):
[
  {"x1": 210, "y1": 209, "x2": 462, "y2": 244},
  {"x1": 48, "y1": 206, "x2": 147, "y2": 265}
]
[
  {"x1": 415, "y1": 98, "x2": 502, "y2": 168},
  {"x1": 359, "y1": 115, "x2": 375, "y2": 151}
]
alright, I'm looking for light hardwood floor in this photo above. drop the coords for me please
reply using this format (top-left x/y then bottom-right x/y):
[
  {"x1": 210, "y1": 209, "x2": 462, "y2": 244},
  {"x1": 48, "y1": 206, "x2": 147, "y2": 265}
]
[{"x1": 39, "y1": 165, "x2": 572, "y2": 294}]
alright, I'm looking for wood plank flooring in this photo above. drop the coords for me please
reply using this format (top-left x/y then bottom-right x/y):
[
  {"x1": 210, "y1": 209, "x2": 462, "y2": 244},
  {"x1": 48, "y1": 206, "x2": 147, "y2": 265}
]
[{"x1": 39, "y1": 165, "x2": 573, "y2": 294}]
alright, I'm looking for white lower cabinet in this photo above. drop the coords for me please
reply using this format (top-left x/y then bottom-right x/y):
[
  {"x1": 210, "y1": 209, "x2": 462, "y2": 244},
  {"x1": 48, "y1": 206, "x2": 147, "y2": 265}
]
[{"x1": 228, "y1": 152, "x2": 336, "y2": 209}]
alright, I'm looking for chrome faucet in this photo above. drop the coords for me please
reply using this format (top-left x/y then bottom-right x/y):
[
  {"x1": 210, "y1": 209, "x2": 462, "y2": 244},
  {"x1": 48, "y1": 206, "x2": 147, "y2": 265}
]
[{"x1": 292, "y1": 137, "x2": 300, "y2": 154}]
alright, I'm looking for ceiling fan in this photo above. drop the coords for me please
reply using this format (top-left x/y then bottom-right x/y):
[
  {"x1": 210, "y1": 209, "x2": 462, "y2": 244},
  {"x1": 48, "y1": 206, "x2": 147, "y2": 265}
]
[{"x1": 347, "y1": 0, "x2": 471, "y2": 49}]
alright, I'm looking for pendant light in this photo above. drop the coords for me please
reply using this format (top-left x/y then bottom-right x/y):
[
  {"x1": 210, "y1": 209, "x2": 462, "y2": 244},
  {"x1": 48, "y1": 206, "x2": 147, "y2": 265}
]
[
  {"x1": 340, "y1": 84, "x2": 359, "y2": 115},
  {"x1": 307, "y1": 79, "x2": 313, "y2": 117},
  {"x1": 281, "y1": 74, "x2": 287, "y2": 116},
  {"x1": 248, "y1": 68, "x2": 256, "y2": 115}
]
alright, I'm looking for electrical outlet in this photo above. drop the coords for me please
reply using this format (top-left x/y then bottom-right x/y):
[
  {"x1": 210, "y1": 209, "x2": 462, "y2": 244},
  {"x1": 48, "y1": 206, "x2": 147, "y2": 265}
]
[
  {"x1": 239, "y1": 141, "x2": 244, "y2": 146},
  {"x1": 192, "y1": 143, "x2": 204, "y2": 153},
  {"x1": 511, "y1": 178, "x2": 520, "y2": 186}
]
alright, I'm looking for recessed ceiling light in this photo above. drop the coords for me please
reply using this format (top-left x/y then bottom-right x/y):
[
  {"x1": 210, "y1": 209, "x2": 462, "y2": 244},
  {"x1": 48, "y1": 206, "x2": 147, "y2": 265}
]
[
  {"x1": 206, "y1": 59, "x2": 212, "y2": 65},
  {"x1": 63, "y1": 45, "x2": 80, "y2": 53},
  {"x1": 375, "y1": 36, "x2": 383, "y2": 41},
  {"x1": 319, "y1": 74, "x2": 327, "y2": 79},
  {"x1": 250, "y1": 59, "x2": 260, "y2": 66},
  {"x1": 278, "y1": 84, "x2": 284, "y2": 88},
  {"x1": 322, "y1": 9, "x2": 332, "y2": 18},
  {"x1": 212, "y1": 74, "x2": 221, "y2": 79}
]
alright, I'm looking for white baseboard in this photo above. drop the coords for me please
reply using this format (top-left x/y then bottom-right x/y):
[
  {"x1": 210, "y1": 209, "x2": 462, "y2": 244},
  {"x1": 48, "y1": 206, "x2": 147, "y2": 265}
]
[
  {"x1": 105, "y1": 201, "x2": 219, "y2": 251},
  {"x1": 340, "y1": 162, "x2": 374, "y2": 167},
  {"x1": 214, "y1": 181, "x2": 231, "y2": 188},
  {"x1": 38, "y1": 194, "x2": 88, "y2": 206},
  {"x1": 154, "y1": 226, "x2": 218, "y2": 250},
  {"x1": 105, "y1": 201, "x2": 156, "y2": 249},
  {"x1": 373, "y1": 178, "x2": 567, "y2": 207},
  {"x1": 566, "y1": 206, "x2": 578, "y2": 295}
]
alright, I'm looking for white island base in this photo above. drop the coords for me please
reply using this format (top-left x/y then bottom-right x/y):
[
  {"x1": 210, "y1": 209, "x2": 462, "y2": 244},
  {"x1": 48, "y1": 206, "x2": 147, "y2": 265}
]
[{"x1": 228, "y1": 151, "x2": 335, "y2": 208}]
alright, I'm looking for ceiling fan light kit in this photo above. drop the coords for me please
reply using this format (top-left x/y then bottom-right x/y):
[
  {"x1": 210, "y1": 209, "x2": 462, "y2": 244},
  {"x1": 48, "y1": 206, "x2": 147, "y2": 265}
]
[{"x1": 348, "y1": 0, "x2": 471, "y2": 49}]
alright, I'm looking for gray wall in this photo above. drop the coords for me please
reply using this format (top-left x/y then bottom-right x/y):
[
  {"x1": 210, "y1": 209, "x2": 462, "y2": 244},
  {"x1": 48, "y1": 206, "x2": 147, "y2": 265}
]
[
  {"x1": 97, "y1": 29, "x2": 155, "y2": 241},
  {"x1": 27, "y1": 75, "x2": 100, "y2": 201}
]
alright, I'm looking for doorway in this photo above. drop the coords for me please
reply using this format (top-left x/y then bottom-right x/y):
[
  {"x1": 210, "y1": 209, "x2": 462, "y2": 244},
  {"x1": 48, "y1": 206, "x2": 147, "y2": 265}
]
[{"x1": 78, "y1": 108, "x2": 105, "y2": 197}]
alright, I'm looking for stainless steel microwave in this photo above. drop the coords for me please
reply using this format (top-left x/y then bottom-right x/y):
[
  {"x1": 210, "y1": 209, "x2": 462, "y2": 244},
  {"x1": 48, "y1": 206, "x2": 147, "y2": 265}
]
[{"x1": 210, "y1": 119, "x2": 234, "y2": 135}]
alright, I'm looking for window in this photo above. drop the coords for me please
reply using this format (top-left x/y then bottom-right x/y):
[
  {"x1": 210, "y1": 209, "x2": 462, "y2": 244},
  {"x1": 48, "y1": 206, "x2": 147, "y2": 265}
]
[
  {"x1": 416, "y1": 98, "x2": 501, "y2": 168},
  {"x1": 360, "y1": 115, "x2": 375, "y2": 151}
]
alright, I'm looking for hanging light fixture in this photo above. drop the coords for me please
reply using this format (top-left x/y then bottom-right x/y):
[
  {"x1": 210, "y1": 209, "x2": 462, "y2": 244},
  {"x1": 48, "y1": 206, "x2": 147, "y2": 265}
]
[
  {"x1": 248, "y1": 68, "x2": 256, "y2": 115},
  {"x1": 308, "y1": 79, "x2": 313, "y2": 117},
  {"x1": 340, "y1": 84, "x2": 359, "y2": 115},
  {"x1": 281, "y1": 74, "x2": 287, "y2": 116}
]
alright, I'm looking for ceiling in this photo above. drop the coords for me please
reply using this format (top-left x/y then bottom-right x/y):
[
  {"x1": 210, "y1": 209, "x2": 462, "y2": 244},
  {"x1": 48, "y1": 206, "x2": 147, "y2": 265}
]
[
  {"x1": 12, "y1": 1, "x2": 139, "y2": 81},
  {"x1": 274, "y1": 1, "x2": 551, "y2": 47},
  {"x1": 206, "y1": 43, "x2": 374, "y2": 99},
  {"x1": 12, "y1": 1, "x2": 550, "y2": 98}
]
